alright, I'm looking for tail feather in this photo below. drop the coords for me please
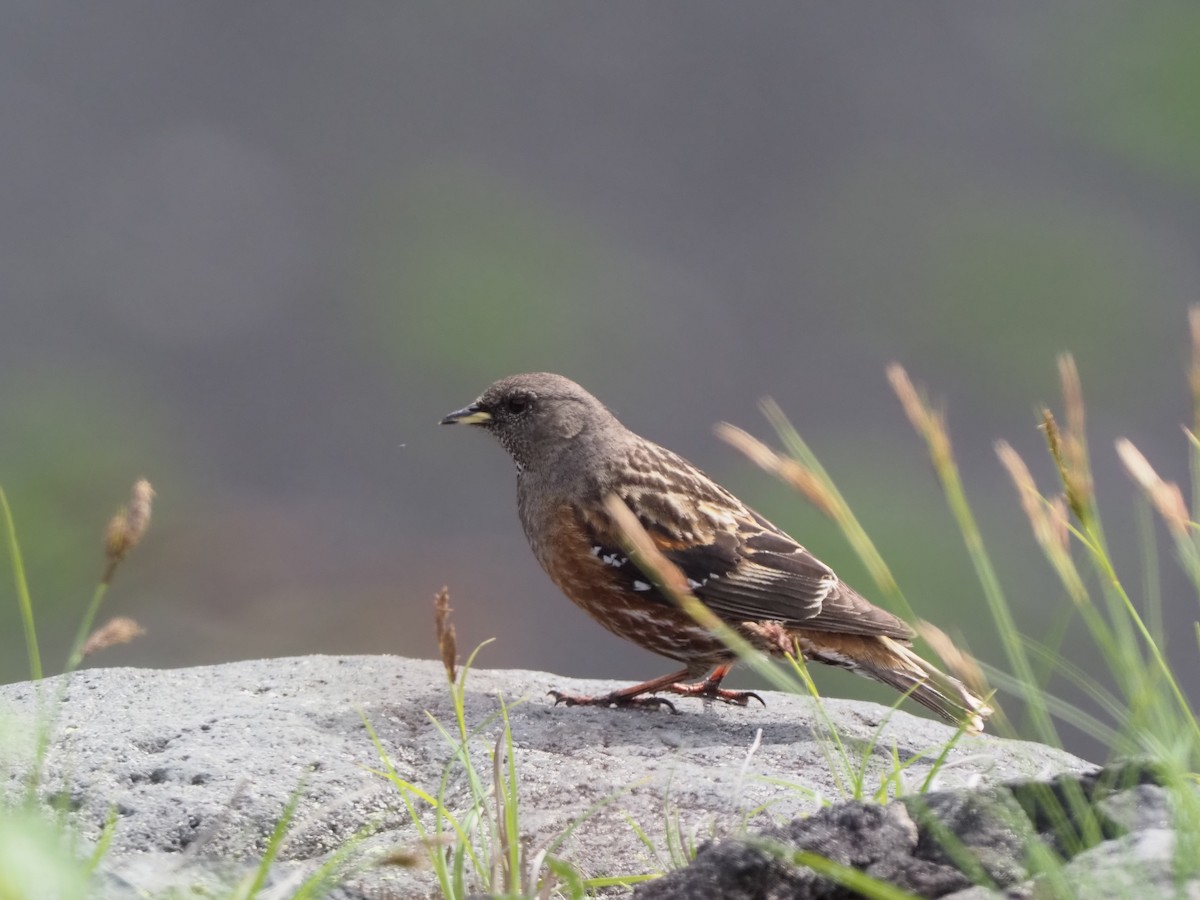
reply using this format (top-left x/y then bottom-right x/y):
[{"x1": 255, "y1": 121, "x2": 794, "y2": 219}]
[
  {"x1": 794, "y1": 631, "x2": 993, "y2": 734},
  {"x1": 864, "y1": 637, "x2": 992, "y2": 734}
]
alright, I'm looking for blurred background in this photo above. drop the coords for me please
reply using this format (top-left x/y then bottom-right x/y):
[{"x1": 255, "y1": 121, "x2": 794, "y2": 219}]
[{"x1": 3, "y1": 4, "x2": 1199, "y2": 760}]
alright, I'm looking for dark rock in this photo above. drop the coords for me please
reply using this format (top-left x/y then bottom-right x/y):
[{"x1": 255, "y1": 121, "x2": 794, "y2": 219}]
[
  {"x1": 903, "y1": 788, "x2": 1030, "y2": 888},
  {"x1": 636, "y1": 766, "x2": 1200, "y2": 900}
]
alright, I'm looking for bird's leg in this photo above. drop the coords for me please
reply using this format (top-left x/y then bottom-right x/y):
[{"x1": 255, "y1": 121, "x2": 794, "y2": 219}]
[
  {"x1": 549, "y1": 664, "x2": 765, "y2": 711},
  {"x1": 663, "y1": 663, "x2": 765, "y2": 707},
  {"x1": 548, "y1": 667, "x2": 695, "y2": 713}
]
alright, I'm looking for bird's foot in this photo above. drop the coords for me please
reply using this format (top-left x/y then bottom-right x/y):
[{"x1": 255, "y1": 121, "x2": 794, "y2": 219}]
[
  {"x1": 665, "y1": 678, "x2": 765, "y2": 707},
  {"x1": 547, "y1": 689, "x2": 678, "y2": 713}
]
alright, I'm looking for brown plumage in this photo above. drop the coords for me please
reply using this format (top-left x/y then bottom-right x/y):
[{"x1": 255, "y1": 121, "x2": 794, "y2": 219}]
[{"x1": 441, "y1": 373, "x2": 992, "y2": 733}]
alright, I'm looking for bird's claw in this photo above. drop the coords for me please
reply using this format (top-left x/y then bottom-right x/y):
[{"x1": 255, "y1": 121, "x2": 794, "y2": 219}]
[
  {"x1": 731, "y1": 690, "x2": 766, "y2": 708},
  {"x1": 547, "y1": 689, "x2": 679, "y2": 714},
  {"x1": 667, "y1": 683, "x2": 766, "y2": 707}
]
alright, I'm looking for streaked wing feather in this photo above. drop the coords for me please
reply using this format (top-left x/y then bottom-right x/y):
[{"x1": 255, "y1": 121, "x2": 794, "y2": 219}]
[{"x1": 585, "y1": 445, "x2": 915, "y2": 639}]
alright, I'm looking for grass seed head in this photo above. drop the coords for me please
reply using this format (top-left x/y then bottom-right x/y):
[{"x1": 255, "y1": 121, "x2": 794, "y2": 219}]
[
  {"x1": 105, "y1": 479, "x2": 155, "y2": 564},
  {"x1": 81, "y1": 616, "x2": 146, "y2": 657},
  {"x1": 434, "y1": 586, "x2": 457, "y2": 683}
]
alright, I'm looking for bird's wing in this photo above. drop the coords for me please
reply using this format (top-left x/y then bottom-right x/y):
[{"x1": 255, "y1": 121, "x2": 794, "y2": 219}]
[
  {"x1": 661, "y1": 507, "x2": 914, "y2": 640},
  {"x1": 583, "y1": 442, "x2": 914, "y2": 640}
]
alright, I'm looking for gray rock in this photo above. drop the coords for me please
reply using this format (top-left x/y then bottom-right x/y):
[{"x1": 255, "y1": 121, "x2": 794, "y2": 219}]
[
  {"x1": 635, "y1": 788, "x2": 1034, "y2": 899},
  {"x1": 941, "y1": 890, "x2": 1010, "y2": 900},
  {"x1": 1053, "y1": 828, "x2": 1200, "y2": 900},
  {"x1": 1096, "y1": 783, "x2": 1172, "y2": 833},
  {"x1": 0, "y1": 655, "x2": 1093, "y2": 897},
  {"x1": 635, "y1": 802, "x2": 934, "y2": 900},
  {"x1": 640, "y1": 765, "x2": 1199, "y2": 900}
]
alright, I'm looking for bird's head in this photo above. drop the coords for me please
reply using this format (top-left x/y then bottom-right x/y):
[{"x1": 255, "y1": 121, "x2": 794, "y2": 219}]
[{"x1": 441, "y1": 372, "x2": 619, "y2": 473}]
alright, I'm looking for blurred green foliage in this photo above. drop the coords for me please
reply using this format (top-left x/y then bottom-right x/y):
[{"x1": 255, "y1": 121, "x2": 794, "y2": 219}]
[
  {"x1": 0, "y1": 805, "x2": 89, "y2": 900},
  {"x1": 362, "y1": 168, "x2": 574, "y2": 382},
  {"x1": 1068, "y1": 4, "x2": 1200, "y2": 190},
  {"x1": 818, "y1": 164, "x2": 1165, "y2": 405},
  {"x1": 357, "y1": 164, "x2": 659, "y2": 393},
  {"x1": 922, "y1": 199, "x2": 1151, "y2": 400},
  {"x1": 0, "y1": 371, "x2": 181, "y2": 685}
]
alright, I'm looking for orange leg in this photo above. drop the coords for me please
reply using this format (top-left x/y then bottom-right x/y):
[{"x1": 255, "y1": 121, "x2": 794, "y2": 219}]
[
  {"x1": 549, "y1": 663, "x2": 764, "y2": 712},
  {"x1": 663, "y1": 663, "x2": 764, "y2": 707}
]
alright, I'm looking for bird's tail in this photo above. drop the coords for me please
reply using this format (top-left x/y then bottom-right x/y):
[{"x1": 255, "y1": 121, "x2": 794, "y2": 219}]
[
  {"x1": 777, "y1": 628, "x2": 993, "y2": 734},
  {"x1": 858, "y1": 636, "x2": 992, "y2": 734},
  {"x1": 794, "y1": 631, "x2": 993, "y2": 734}
]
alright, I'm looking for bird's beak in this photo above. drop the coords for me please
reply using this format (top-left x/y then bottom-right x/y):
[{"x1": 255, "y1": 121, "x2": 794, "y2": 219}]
[{"x1": 440, "y1": 403, "x2": 492, "y2": 426}]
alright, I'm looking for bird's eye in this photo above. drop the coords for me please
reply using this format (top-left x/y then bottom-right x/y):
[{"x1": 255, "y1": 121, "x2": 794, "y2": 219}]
[{"x1": 505, "y1": 397, "x2": 530, "y2": 415}]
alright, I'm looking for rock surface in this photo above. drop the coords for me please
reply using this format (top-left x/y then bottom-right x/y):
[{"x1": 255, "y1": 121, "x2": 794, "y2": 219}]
[
  {"x1": 635, "y1": 767, "x2": 1200, "y2": 899},
  {"x1": 0, "y1": 655, "x2": 1094, "y2": 897}
]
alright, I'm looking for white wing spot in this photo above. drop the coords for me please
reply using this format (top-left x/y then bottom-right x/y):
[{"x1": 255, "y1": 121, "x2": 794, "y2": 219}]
[
  {"x1": 590, "y1": 546, "x2": 602, "y2": 557},
  {"x1": 632, "y1": 580, "x2": 652, "y2": 591},
  {"x1": 616, "y1": 607, "x2": 660, "y2": 625},
  {"x1": 601, "y1": 553, "x2": 626, "y2": 568},
  {"x1": 815, "y1": 574, "x2": 838, "y2": 603},
  {"x1": 687, "y1": 577, "x2": 707, "y2": 590}
]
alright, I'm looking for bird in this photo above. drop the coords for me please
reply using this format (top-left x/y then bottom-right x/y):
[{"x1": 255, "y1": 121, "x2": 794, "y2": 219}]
[{"x1": 441, "y1": 372, "x2": 992, "y2": 733}]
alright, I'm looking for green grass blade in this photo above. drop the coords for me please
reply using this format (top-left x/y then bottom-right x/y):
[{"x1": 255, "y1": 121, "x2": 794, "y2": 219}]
[
  {"x1": 83, "y1": 808, "x2": 119, "y2": 876},
  {"x1": 760, "y1": 399, "x2": 915, "y2": 621},
  {"x1": 64, "y1": 584, "x2": 109, "y2": 674},
  {"x1": 1, "y1": 487, "x2": 42, "y2": 680},
  {"x1": 790, "y1": 848, "x2": 919, "y2": 899},
  {"x1": 232, "y1": 771, "x2": 310, "y2": 900}
]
